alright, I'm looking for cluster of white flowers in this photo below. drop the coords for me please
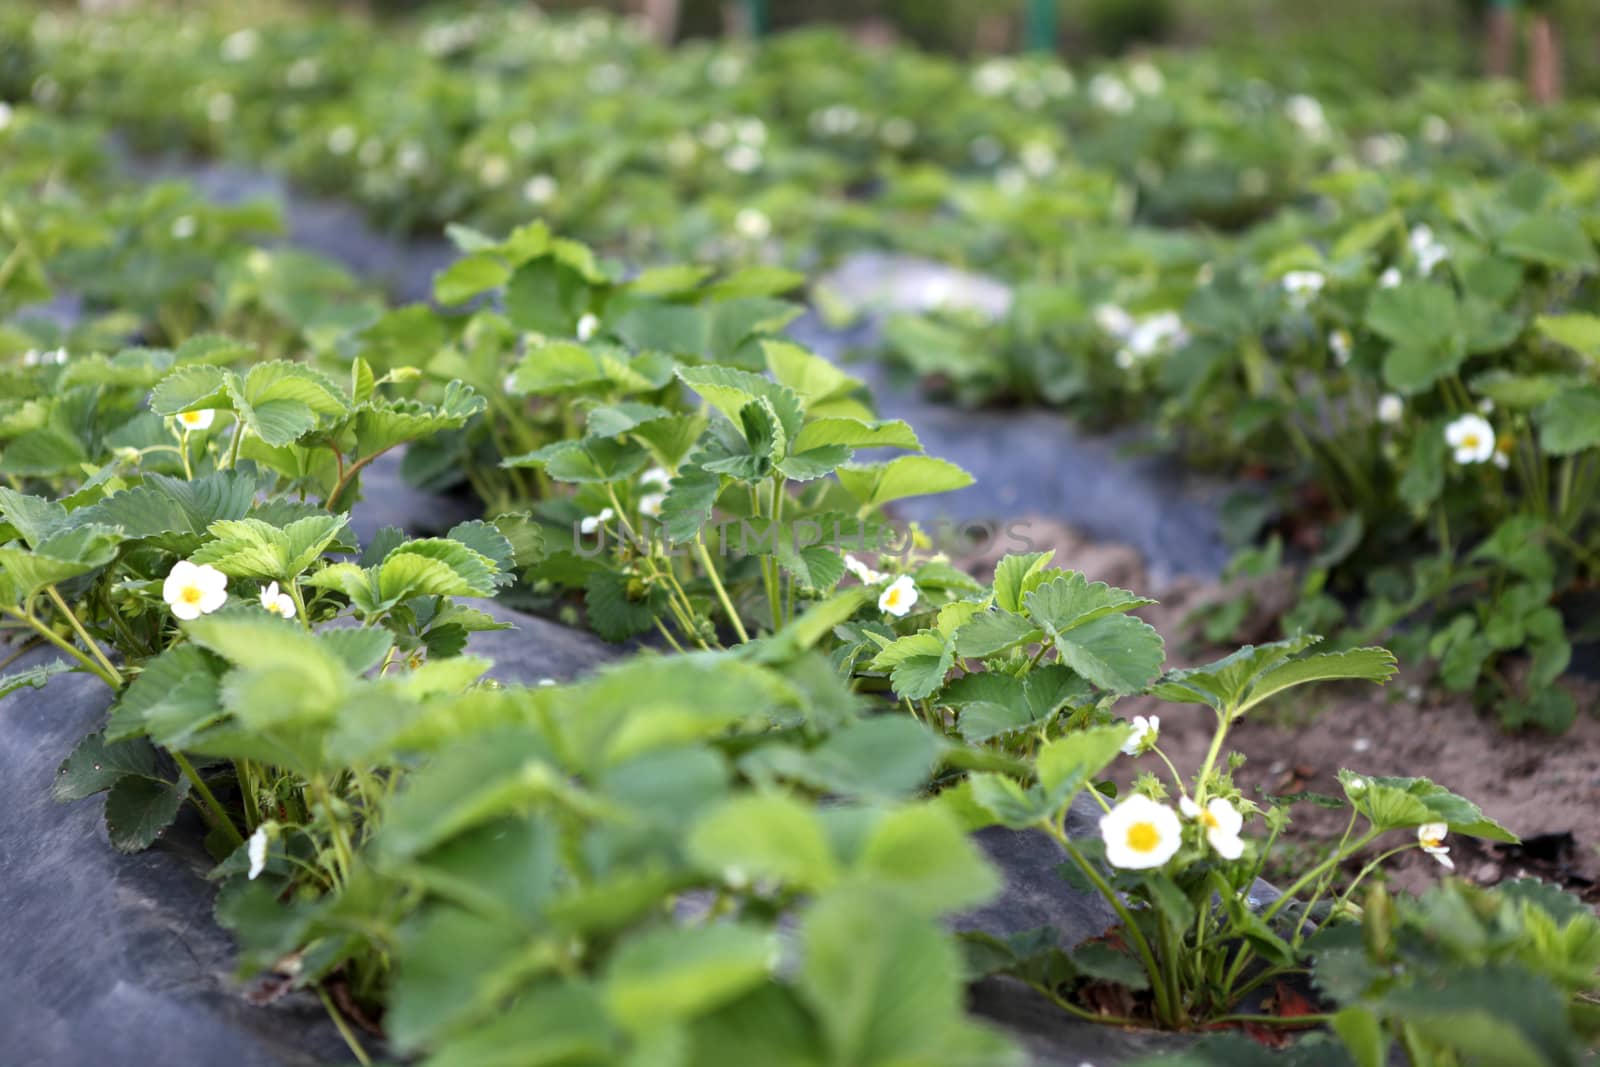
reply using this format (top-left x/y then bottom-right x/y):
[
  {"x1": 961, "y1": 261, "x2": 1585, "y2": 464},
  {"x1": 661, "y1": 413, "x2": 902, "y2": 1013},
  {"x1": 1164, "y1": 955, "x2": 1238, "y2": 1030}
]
[
  {"x1": 163, "y1": 560, "x2": 228, "y2": 620},
  {"x1": 586, "y1": 63, "x2": 627, "y2": 94},
  {"x1": 1409, "y1": 224, "x2": 1450, "y2": 275},
  {"x1": 1099, "y1": 791, "x2": 1247, "y2": 869},
  {"x1": 1360, "y1": 132, "x2": 1407, "y2": 168},
  {"x1": 170, "y1": 215, "x2": 197, "y2": 240},
  {"x1": 1445, "y1": 413, "x2": 1508, "y2": 468},
  {"x1": 22, "y1": 347, "x2": 68, "y2": 367},
  {"x1": 1097, "y1": 307, "x2": 1189, "y2": 369},
  {"x1": 808, "y1": 104, "x2": 862, "y2": 138},
  {"x1": 1281, "y1": 270, "x2": 1326, "y2": 307}
]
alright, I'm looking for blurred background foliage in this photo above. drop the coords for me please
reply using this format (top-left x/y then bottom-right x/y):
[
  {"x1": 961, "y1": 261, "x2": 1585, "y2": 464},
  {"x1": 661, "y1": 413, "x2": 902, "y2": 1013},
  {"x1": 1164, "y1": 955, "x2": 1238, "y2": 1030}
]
[{"x1": 263, "y1": 0, "x2": 1600, "y2": 95}]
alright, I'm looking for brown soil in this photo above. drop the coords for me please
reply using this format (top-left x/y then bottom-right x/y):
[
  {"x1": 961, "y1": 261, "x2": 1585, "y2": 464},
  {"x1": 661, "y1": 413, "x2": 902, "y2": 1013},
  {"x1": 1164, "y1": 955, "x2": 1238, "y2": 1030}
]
[{"x1": 957, "y1": 517, "x2": 1600, "y2": 901}]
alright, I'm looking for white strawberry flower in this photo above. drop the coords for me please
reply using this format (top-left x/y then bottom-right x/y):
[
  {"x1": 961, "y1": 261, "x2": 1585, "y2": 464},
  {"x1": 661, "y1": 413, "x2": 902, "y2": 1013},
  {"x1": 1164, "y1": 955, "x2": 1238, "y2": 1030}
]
[
  {"x1": 1285, "y1": 94, "x2": 1328, "y2": 139},
  {"x1": 878, "y1": 574, "x2": 918, "y2": 617},
  {"x1": 735, "y1": 208, "x2": 771, "y2": 241},
  {"x1": 640, "y1": 466, "x2": 671, "y2": 490},
  {"x1": 843, "y1": 554, "x2": 886, "y2": 585},
  {"x1": 259, "y1": 581, "x2": 296, "y2": 619},
  {"x1": 523, "y1": 173, "x2": 558, "y2": 205},
  {"x1": 176, "y1": 409, "x2": 215, "y2": 432},
  {"x1": 1281, "y1": 270, "x2": 1326, "y2": 306},
  {"x1": 246, "y1": 825, "x2": 269, "y2": 880},
  {"x1": 639, "y1": 493, "x2": 665, "y2": 518},
  {"x1": 1122, "y1": 714, "x2": 1159, "y2": 755},
  {"x1": 1378, "y1": 266, "x2": 1402, "y2": 289},
  {"x1": 1445, "y1": 413, "x2": 1496, "y2": 465},
  {"x1": 1410, "y1": 225, "x2": 1450, "y2": 275},
  {"x1": 579, "y1": 507, "x2": 615, "y2": 535},
  {"x1": 163, "y1": 560, "x2": 228, "y2": 620},
  {"x1": 1094, "y1": 304, "x2": 1135, "y2": 340},
  {"x1": 1377, "y1": 394, "x2": 1404, "y2": 425},
  {"x1": 1329, "y1": 329, "x2": 1353, "y2": 366},
  {"x1": 1418, "y1": 822, "x2": 1454, "y2": 870},
  {"x1": 1180, "y1": 796, "x2": 1246, "y2": 860},
  {"x1": 1101, "y1": 794, "x2": 1183, "y2": 870}
]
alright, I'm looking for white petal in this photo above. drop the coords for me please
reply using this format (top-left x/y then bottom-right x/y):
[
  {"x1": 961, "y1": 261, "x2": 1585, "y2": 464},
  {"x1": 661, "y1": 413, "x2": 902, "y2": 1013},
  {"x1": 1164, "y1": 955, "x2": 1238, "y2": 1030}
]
[
  {"x1": 274, "y1": 594, "x2": 297, "y2": 619},
  {"x1": 1179, "y1": 796, "x2": 1200, "y2": 818},
  {"x1": 198, "y1": 586, "x2": 228, "y2": 614},
  {"x1": 1209, "y1": 830, "x2": 1245, "y2": 860},
  {"x1": 170, "y1": 599, "x2": 202, "y2": 621},
  {"x1": 247, "y1": 827, "x2": 269, "y2": 880},
  {"x1": 1207, "y1": 798, "x2": 1244, "y2": 837}
]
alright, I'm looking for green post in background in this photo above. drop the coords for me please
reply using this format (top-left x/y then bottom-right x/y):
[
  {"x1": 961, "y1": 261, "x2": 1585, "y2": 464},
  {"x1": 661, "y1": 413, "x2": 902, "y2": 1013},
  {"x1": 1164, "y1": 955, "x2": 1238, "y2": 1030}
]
[
  {"x1": 741, "y1": 0, "x2": 770, "y2": 37},
  {"x1": 1023, "y1": 0, "x2": 1057, "y2": 51}
]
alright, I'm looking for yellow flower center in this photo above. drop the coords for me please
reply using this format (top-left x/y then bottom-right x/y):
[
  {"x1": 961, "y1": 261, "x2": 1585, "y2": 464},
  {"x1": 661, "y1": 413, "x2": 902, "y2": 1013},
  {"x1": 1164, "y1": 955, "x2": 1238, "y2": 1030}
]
[
  {"x1": 1126, "y1": 821, "x2": 1161, "y2": 853},
  {"x1": 1421, "y1": 833, "x2": 1443, "y2": 849},
  {"x1": 885, "y1": 589, "x2": 902, "y2": 606},
  {"x1": 1460, "y1": 433, "x2": 1480, "y2": 450},
  {"x1": 181, "y1": 412, "x2": 201, "y2": 425},
  {"x1": 180, "y1": 585, "x2": 204, "y2": 606},
  {"x1": 1201, "y1": 810, "x2": 1219, "y2": 830}
]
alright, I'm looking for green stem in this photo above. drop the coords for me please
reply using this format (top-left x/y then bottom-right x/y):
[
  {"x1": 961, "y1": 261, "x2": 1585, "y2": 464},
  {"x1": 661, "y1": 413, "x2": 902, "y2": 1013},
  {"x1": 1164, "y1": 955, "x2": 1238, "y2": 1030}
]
[
  {"x1": 44, "y1": 586, "x2": 122, "y2": 685},
  {"x1": 695, "y1": 540, "x2": 750, "y2": 644},
  {"x1": 172, "y1": 750, "x2": 244, "y2": 849},
  {"x1": 287, "y1": 581, "x2": 312, "y2": 631},
  {"x1": 1260, "y1": 828, "x2": 1381, "y2": 925},
  {"x1": 1023, "y1": 980, "x2": 1140, "y2": 1028},
  {"x1": 4, "y1": 607, "x2": 121, "y2": 690},
  {"x1": 316, "y1": 984, "x2": 372, "y2": 1067},
  {"x1": 226, "y1": 416, "x2": 247, "y2": 471},
  {"x1": 1046, "y1": 820, "x2": 1175, "y2": 1026}
]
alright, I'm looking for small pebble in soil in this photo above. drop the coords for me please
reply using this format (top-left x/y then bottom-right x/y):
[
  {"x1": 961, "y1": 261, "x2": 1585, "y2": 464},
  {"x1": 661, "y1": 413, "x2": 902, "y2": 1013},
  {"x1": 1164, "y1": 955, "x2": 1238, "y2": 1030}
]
[{"x1": 1352, "y1": 737, "x2": 1371, "y2": 752}]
